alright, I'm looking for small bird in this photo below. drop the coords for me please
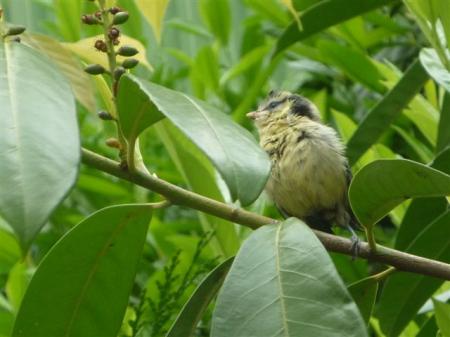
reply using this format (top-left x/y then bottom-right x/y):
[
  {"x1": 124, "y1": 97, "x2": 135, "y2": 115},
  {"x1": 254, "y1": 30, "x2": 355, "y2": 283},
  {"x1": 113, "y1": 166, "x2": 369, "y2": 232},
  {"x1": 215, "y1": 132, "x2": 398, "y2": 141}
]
[{"x1": 247, "y1": 90, "x2": 359, "y2": 252}]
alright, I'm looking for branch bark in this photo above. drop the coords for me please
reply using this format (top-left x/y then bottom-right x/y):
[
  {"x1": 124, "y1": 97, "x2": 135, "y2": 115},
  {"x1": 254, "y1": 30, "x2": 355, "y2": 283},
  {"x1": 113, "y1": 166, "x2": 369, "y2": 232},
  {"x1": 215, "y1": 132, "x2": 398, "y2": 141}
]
[{"x1": 81, "y1": 148, "x2": 450, "y2": 280}]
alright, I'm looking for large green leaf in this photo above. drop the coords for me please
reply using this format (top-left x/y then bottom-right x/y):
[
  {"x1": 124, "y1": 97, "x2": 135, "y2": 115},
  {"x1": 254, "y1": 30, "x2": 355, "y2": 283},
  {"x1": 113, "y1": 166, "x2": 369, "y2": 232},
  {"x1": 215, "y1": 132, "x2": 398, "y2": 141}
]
[
  {"x1": 349, "y1": 159, "x2": 450, "y2": 226},
  {"x1": 348, "y1": 277, "x2": 379, "y2": 325},
  {"x1": 211, "y1": 218, "x2": 368, "y2": 337},
  {"x1": 12, "y1": 205, "x2": 151, "y2": 337},
  {"x1": 167, "y1": 257, "x2": 233, "y2": 337},
  {"x1": 433, "y1": 299, "x2": 450, "y2": 337},
  {"x1": 274, "y1": 0, "x2": 399, "y2": 56},
  {"x1": 0, "y1": 40, "x2": 79, "y2": 252},
  {"x1": 395, "y1": 147, "x2": 450, "y2": 250},
  {"x1": 155, "y1": 122, "x2": 239, "y2": 257},
  {"x1": 117, "y1": 75, "x2": 270, "y2": 206},
  {"x1": 347, "y1": 60, "x2": 428, "y2": 166},
  {"x1": 376, "y1": 210, "x2": 450, "y2": 337}
]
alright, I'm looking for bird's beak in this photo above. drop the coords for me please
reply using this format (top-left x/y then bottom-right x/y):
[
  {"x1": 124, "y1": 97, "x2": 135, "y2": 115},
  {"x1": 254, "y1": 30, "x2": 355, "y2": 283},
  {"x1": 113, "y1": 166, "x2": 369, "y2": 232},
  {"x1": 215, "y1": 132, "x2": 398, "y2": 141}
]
[{"x1": 246, "y1": 111, "x2": 258, "y2": 120}]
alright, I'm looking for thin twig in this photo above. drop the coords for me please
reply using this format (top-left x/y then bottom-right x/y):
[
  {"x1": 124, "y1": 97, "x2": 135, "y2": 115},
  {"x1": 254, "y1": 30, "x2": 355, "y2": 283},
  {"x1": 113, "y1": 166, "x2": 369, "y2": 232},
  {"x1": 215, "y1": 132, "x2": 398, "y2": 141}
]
[{"x1": 81, "y1": 148, "x2": 450, "y2": 281}]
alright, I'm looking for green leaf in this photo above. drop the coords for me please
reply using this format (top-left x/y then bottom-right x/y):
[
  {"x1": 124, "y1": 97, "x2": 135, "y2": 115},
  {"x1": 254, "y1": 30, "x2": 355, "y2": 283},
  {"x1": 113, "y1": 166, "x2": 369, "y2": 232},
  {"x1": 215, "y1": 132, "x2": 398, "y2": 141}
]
[
  {"x1": 118, "y1": 75, "x2": 271, "y2": 206},
  {"x1": 395, "y1": 197, "x2": 447, "y2": 251},
  {"x1": 317, "y1": 40, "x2": 385, "y2": 92},
  {"x1": 376, "y1": 210, "x2": 450, "y2": 337},
  {"x1": 438, "y1": 94, "x2": 450, "y2": 153},
  {"x1": 167, "y1": 257, "x2": 233, "y2": 337},
  {"x1": 199, "y1": 0, "x2": 230, "y2": 45},
  {"x1": 348, "y1": 277, "x2": 379, "y2": 325},
  {"x1": 347, "y1": 59, "x2": 428, "y2": 165},
  {"x1": 22, "y1": 33, "x2": 96, "y2": 113},
  {"x1": 417, "y1": 315, "x2": 438, "y2": 337},
  {"x1": 420, "y1": 48, "x2": 450, "y2": 93},
  {"x1": 0, "y1": 41, "x2": 79, "y2": 252},
  {"x1": 211, "y1": 218, "x2": 368, "y2": 337},
  {"x1": 274, "y1": 0, "x2": 399, "y2": 56},
  {"x1": 395, "y1": 147, "x2": 450, "y2": 250},
  {"x1": 12, "y1": 205, "x2": 151, "y2": 337},
  {"x1": 349, "y1": 159, "x2": 450, "y2": 226},
  {"x1": 155, "y1": 122, "x2": 239, "y2": 257},
  {"x1": 433, "y1": 299, "x2": 450, "y2": 337}
]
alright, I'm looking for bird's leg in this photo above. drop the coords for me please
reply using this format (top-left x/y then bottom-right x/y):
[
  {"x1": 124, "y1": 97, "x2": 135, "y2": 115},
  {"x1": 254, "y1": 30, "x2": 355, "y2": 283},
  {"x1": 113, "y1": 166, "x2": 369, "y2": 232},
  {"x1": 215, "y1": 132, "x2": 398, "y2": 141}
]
[{"x1": 346, "y1": 224, "x2": 360, "y2": 260}]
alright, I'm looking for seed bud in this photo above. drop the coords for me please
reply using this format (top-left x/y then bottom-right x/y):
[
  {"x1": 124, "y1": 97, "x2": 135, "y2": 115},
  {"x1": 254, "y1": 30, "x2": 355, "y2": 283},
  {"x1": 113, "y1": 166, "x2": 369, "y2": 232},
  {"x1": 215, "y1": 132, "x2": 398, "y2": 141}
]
[
  {"x1": 84, "y1": 64, "x2": 106, "y2": 75},
  {"x1": 108, "y1": 27, "x2": 120, "y2": 40},
  {"x1": 114, "y1": 66, "x2": 126, "y2": 80},
  {"x1": 122, "y1": 58, "x2": 139, "y2": 69},
  {"x1": 97, "y1": 110, "x2": 113, "y2": 120},
  {"x1": 106, "y1": 138, "x2": 121, "y2": 149},
  {"x1": 117, "y1": 45, "x2": 138, "y2": 57},
  {"x1": 5, "y1": 25, "x2": 26, "y2": 36},
  {"x1": 81, "y1": 14, "x2": 98, "y2": 25},
  {"x1": 112, "y1": 11, "x2": 129, "y2": 25},
  {"x1": 94, "y1": 39, "x2": 107, "y2": 52},
  {"x1": 109, "y1": 7, "x2": 123, "y2": 15}
]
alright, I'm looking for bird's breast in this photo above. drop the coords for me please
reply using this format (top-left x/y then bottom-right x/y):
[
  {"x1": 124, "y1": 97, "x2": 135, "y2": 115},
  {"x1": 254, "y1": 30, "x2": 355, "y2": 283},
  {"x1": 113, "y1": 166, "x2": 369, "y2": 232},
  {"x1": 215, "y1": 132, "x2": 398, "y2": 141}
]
[{"x1": 262, "y1": 124, "x2": 348, "y2": 219}]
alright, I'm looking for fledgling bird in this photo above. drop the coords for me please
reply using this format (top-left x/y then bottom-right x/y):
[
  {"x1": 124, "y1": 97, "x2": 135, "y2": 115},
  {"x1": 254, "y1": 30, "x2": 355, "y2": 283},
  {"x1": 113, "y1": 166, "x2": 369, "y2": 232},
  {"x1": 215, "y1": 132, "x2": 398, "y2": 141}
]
[{"x1": 247, "y1": 91, "x2": 359, "y2": 251}]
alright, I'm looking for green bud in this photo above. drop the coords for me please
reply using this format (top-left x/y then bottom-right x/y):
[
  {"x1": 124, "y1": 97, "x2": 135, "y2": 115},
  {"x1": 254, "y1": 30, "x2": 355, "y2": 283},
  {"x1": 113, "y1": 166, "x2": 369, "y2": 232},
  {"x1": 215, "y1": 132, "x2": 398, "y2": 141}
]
[
  {"x1": 114, "y1": 66, "x2": 126, "y2": 80},
  {"x1": 97, "y1": 110, "x2": 113, "y2": 120},
  {"x1": 117, "y1": 45, "x2": 138, "y2": 57},
  {"x1": 122, "y1": 58, "x2": 139, "y2": 69},
  {"x1": 84, "y1": 64, "x2": 106, "y2": 75},
  {"x1": 112, "y1": 11, "x2": 129, "y2": 25},
  {"x1": 5, "y1": 25, "x2": 26, "y2": 37}
]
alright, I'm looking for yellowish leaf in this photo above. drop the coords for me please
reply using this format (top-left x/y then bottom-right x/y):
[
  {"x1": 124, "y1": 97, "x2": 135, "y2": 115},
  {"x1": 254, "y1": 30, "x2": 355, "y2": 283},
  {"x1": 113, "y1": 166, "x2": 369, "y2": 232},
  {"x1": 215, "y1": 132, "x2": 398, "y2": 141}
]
[
  {"x1": 22, "y1": 33, "x2": 96, "y2": 112},
  {"x1": 64, "y1": 34, "x2": 153, "y2": 71},
  {"x1": 135, "y1": 0, "x2": 170, "y2": 43},
  {"x1": 281, "y1": 0, "x2": 303, "y2": 30}
]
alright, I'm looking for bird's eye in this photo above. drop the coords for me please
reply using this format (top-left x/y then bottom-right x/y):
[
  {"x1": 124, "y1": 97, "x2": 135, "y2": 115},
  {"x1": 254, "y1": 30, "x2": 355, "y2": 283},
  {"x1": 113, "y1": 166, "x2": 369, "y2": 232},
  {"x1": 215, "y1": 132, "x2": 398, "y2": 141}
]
[{"x1": 268, "y1": 101, "x2": 279, "y2": 109}]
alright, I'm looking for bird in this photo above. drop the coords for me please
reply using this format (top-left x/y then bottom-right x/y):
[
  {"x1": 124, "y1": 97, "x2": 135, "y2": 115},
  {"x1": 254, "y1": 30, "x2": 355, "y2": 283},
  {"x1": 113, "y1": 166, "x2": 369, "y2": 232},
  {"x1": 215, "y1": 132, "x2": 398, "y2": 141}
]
[{"x1": 247, "y1": 90, "x2": 360, "y2": 254}]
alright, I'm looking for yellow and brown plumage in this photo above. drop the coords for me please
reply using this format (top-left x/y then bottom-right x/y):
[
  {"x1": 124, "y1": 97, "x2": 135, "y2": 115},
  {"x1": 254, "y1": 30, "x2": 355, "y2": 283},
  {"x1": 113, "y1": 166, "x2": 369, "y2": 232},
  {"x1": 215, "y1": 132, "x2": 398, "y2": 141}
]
[{"x1": 248, "y1": 91, "x2": 359, "y2": 244}]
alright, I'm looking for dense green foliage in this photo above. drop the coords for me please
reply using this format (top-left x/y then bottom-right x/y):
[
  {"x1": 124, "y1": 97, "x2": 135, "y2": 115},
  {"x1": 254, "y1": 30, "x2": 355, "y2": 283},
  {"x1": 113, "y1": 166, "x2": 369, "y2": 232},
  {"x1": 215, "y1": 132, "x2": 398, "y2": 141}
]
[{"x1": 0, "y1": 0, "x2": 450, "y2": 336}]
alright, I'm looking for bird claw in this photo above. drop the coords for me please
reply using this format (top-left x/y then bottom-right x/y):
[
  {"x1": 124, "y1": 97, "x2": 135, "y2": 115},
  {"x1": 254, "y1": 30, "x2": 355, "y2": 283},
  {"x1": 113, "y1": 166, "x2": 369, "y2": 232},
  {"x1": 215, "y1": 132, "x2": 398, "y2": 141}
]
[
  {"x1": 346, "y1": 224, "x2": 360, "y2": 260},
  {"x1": 350, "y1": 234, "x2": 360, "y2": 261}
]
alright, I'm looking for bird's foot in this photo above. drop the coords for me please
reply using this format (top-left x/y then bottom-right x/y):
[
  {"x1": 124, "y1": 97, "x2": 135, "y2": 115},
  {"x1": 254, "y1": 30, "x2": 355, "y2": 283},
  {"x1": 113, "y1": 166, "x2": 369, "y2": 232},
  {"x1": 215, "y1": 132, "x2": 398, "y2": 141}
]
[{"x1": 346, "y1": 224, "x2": 360, "y2": 260}]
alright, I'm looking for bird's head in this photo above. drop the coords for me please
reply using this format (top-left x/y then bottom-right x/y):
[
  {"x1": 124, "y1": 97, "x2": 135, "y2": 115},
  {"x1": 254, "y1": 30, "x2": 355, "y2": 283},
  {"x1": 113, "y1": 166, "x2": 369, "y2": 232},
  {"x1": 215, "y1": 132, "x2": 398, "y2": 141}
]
[{"x1": 247, "y1": 91, "x2": 321, "y2": 128}]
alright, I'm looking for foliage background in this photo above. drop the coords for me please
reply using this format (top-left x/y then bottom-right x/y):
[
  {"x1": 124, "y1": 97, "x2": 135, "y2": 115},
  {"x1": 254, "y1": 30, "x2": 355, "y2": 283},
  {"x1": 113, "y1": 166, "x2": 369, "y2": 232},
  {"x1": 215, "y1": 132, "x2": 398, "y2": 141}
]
[{"x1": 0, "y1": 0, "x2": 449, "y2": 336}]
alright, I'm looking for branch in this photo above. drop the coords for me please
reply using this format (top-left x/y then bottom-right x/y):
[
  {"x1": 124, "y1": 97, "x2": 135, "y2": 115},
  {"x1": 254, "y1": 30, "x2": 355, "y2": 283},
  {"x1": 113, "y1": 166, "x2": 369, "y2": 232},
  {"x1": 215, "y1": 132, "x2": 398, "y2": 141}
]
[{"x1": 81, "y1": 148, "x2": 450, "y2": 280}]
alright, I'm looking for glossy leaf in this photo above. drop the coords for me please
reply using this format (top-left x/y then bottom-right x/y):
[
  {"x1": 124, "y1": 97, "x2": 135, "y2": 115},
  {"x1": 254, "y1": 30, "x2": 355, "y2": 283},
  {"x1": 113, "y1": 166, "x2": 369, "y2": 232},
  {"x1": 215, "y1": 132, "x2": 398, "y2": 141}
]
[
  {"x1": 156, "y1": 122, "x2": 239, "y2": 257},
  {"x1": 347, "y1": 59, "x2": 428, "y2": 165},
  {"x1": 420, "y1": 48, "x2": 450, "y2": 93},
  {"x1": 118, "y1": 75, "x2": 270, "y2": 206},
  {"x1": 433, "y1": 299, "x2": 450, "y2": 337},
  {"x1": 12, "y1": 205, "x2": 152, "y2": 337},
  {"x1": 348, "y1": 277, "x2": 379, "y2": 325},
  {"x1": 349, "y1": 159, "x2": 450, "y2": 226},
  {"x1": 274, "y1": 0, "x2": 398, "y2": 56},
  {"x1": 135, "y1": 0, "x2": 170, "y2": 42},
  {"x1": 64, "y1": 34, "x2": 152, "y2": 71},
  {"x1": 211, "y1": 218, "x2": 367, "y2": 337},
  {"x1": 167, "y1": 258, "x2": 233, "y2": 337},
  {"x1": 395, "y1": 147, "x2": 450, "y2": 250},
  {"x1": 0, "y1": 41, "x2": 79, "y2": 252},
  {"x1": 376, "y1": 210, "x2": 450, "y2": 337},
  {"x1": 22, "y1": 33, "x2": 96, "y2": 112}
]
